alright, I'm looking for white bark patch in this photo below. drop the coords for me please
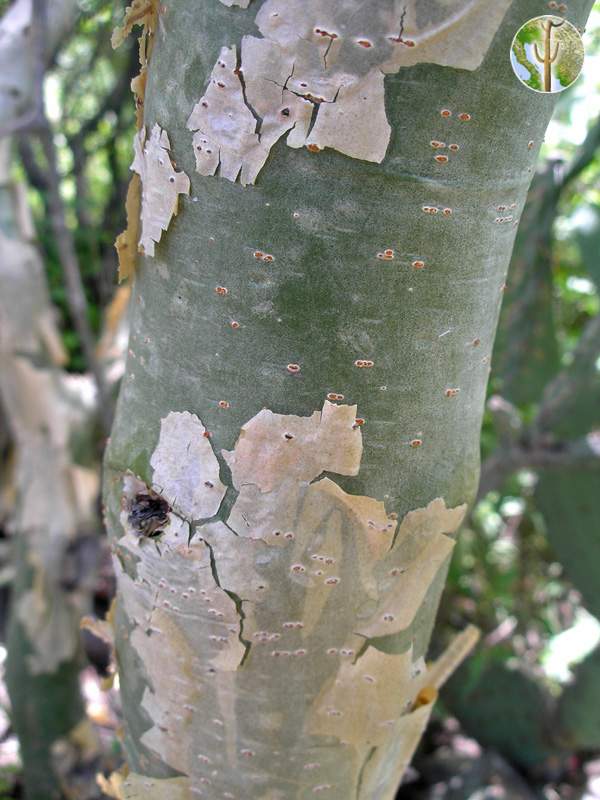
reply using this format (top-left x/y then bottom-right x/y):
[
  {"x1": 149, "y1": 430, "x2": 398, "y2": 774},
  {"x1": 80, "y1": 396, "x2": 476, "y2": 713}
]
[
  {"x1": 187, "y1": 45, "x2": 261, "y2": 183},
  {"x1": 219, "y1": 0, "x2": 252, "y2": 6},
  {"x1": 150, "y1": 410, "x2": 226, "y2": 519},
  {"x1": 238, "y1": 35, "x2": 314, "y2": 181},
  {"x1": 131, "y1": 124, "x2": 190, "y2": 256},
  {"x1": 189, "y1": 0, "x2": 511, "y2": 182},
  {"x1": 306, "y1": 68, "x2": 390, "y2": 161},
  {"x1": 186, "y1": 38, "x2": 312, "y2": 185}
]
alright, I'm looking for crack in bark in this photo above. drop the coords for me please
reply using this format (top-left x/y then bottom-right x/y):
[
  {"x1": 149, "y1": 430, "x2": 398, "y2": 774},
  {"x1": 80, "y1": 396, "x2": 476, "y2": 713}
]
[
  {"x1": 235, "y1": 46, "x2": 263, "y2": 136},
  {"x1": 393, "y1": 6, "x2": 407, "y2": 43},
  {"x1": 202, "y1": 536, "x2": 252, "y2": 667},
  {"x1": 356, "y1": 745, "x2": 377, "y2": 800}
]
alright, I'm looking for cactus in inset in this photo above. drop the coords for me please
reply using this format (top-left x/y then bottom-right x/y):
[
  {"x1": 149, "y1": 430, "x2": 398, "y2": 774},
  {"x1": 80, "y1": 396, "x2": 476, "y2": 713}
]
[{"x1": 534, "y1": 18, "x2": 564, "y2": 92}]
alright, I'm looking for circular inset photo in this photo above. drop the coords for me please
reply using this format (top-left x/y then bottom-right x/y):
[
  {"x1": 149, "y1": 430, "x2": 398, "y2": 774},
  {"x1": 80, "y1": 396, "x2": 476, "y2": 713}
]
[{"x1": 510, "y1": 15, "x2": 584, "y2": 93}]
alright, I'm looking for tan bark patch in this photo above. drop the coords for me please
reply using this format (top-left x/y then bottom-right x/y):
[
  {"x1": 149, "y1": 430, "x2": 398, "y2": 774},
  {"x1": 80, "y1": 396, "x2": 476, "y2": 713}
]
[
  {"x1": 358, "y1": 702, "x2": 435, "y2": 800},
  {"x1": 115, "y1": 174, "x2": 141, "y2": 283},
  {"x1": 223, "y1": 400, "x2": 362, "y2": 493},
  {"x1": 112, "y1": 0, "x2": 159, "y2": 276},
  {"x1": 309, "y1": 646, "x2": 416, "y2": 750},
  {"x1": 310, "y1": 626, "x2": 479, "y2": 797}
]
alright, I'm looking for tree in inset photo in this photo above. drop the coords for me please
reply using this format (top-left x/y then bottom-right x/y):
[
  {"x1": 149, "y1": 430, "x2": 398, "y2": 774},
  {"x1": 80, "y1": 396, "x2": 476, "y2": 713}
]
[{"x1": 511, "y1": 15, "x2": 585, "y2": 93}]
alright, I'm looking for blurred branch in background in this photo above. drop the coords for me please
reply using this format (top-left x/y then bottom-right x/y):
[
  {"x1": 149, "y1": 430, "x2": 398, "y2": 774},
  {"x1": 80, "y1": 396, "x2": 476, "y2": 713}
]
[
  {"x1": 0, "y1": 3, "x2": 98, "y2": 796},
  {"x1": 39, "y1": 122, "x2": 113, "y2": 435}
]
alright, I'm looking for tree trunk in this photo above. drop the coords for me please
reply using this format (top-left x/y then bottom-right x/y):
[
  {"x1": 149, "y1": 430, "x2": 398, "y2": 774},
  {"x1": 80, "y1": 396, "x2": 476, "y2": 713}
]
[
  {"x1": 104, "y1": 1, "x2": 593, "y2": 798},
  {"x1": 0, "y1": 139, "x2": 100, "y2": 799}
]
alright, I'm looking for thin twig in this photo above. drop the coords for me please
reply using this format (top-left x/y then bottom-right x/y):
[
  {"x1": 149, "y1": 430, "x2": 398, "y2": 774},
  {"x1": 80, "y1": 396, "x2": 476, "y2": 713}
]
[{"x1": 17, "y1": 136, "x2": 50, "y2": 193}]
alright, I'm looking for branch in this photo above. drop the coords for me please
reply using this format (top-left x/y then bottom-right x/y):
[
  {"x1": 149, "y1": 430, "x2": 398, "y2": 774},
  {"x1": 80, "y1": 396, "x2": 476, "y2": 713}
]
[
  {"x1": 39, "y1": 121, "x2": 113, "y2": 435},
  {"x1": 478, "y1": 432, "x2": 600, "y2": 500},
  {"x1": 17, "y1": 136, "x2": 50, "y2": 194}
]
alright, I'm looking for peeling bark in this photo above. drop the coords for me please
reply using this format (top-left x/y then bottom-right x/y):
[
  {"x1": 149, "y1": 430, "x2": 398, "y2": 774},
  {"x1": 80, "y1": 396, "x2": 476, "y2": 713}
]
[
  {"x1": 132, "y1": 125, "x2": 190, "y2": 256},
  {"x1": 104, "y1": 0, "x2": 594, "y2": 797},
  {"x1": 111, "y1": 403, "x2": 469, "y2": 797},
  {"x1": 188, "y1": 0, "x2": 512, "y2": 184}
]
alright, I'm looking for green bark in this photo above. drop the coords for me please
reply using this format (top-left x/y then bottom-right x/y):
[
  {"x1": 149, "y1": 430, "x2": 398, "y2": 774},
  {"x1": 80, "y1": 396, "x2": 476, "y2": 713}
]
[{"x1": 104, "y1": 1, "x2": 593, "y2": 797}]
